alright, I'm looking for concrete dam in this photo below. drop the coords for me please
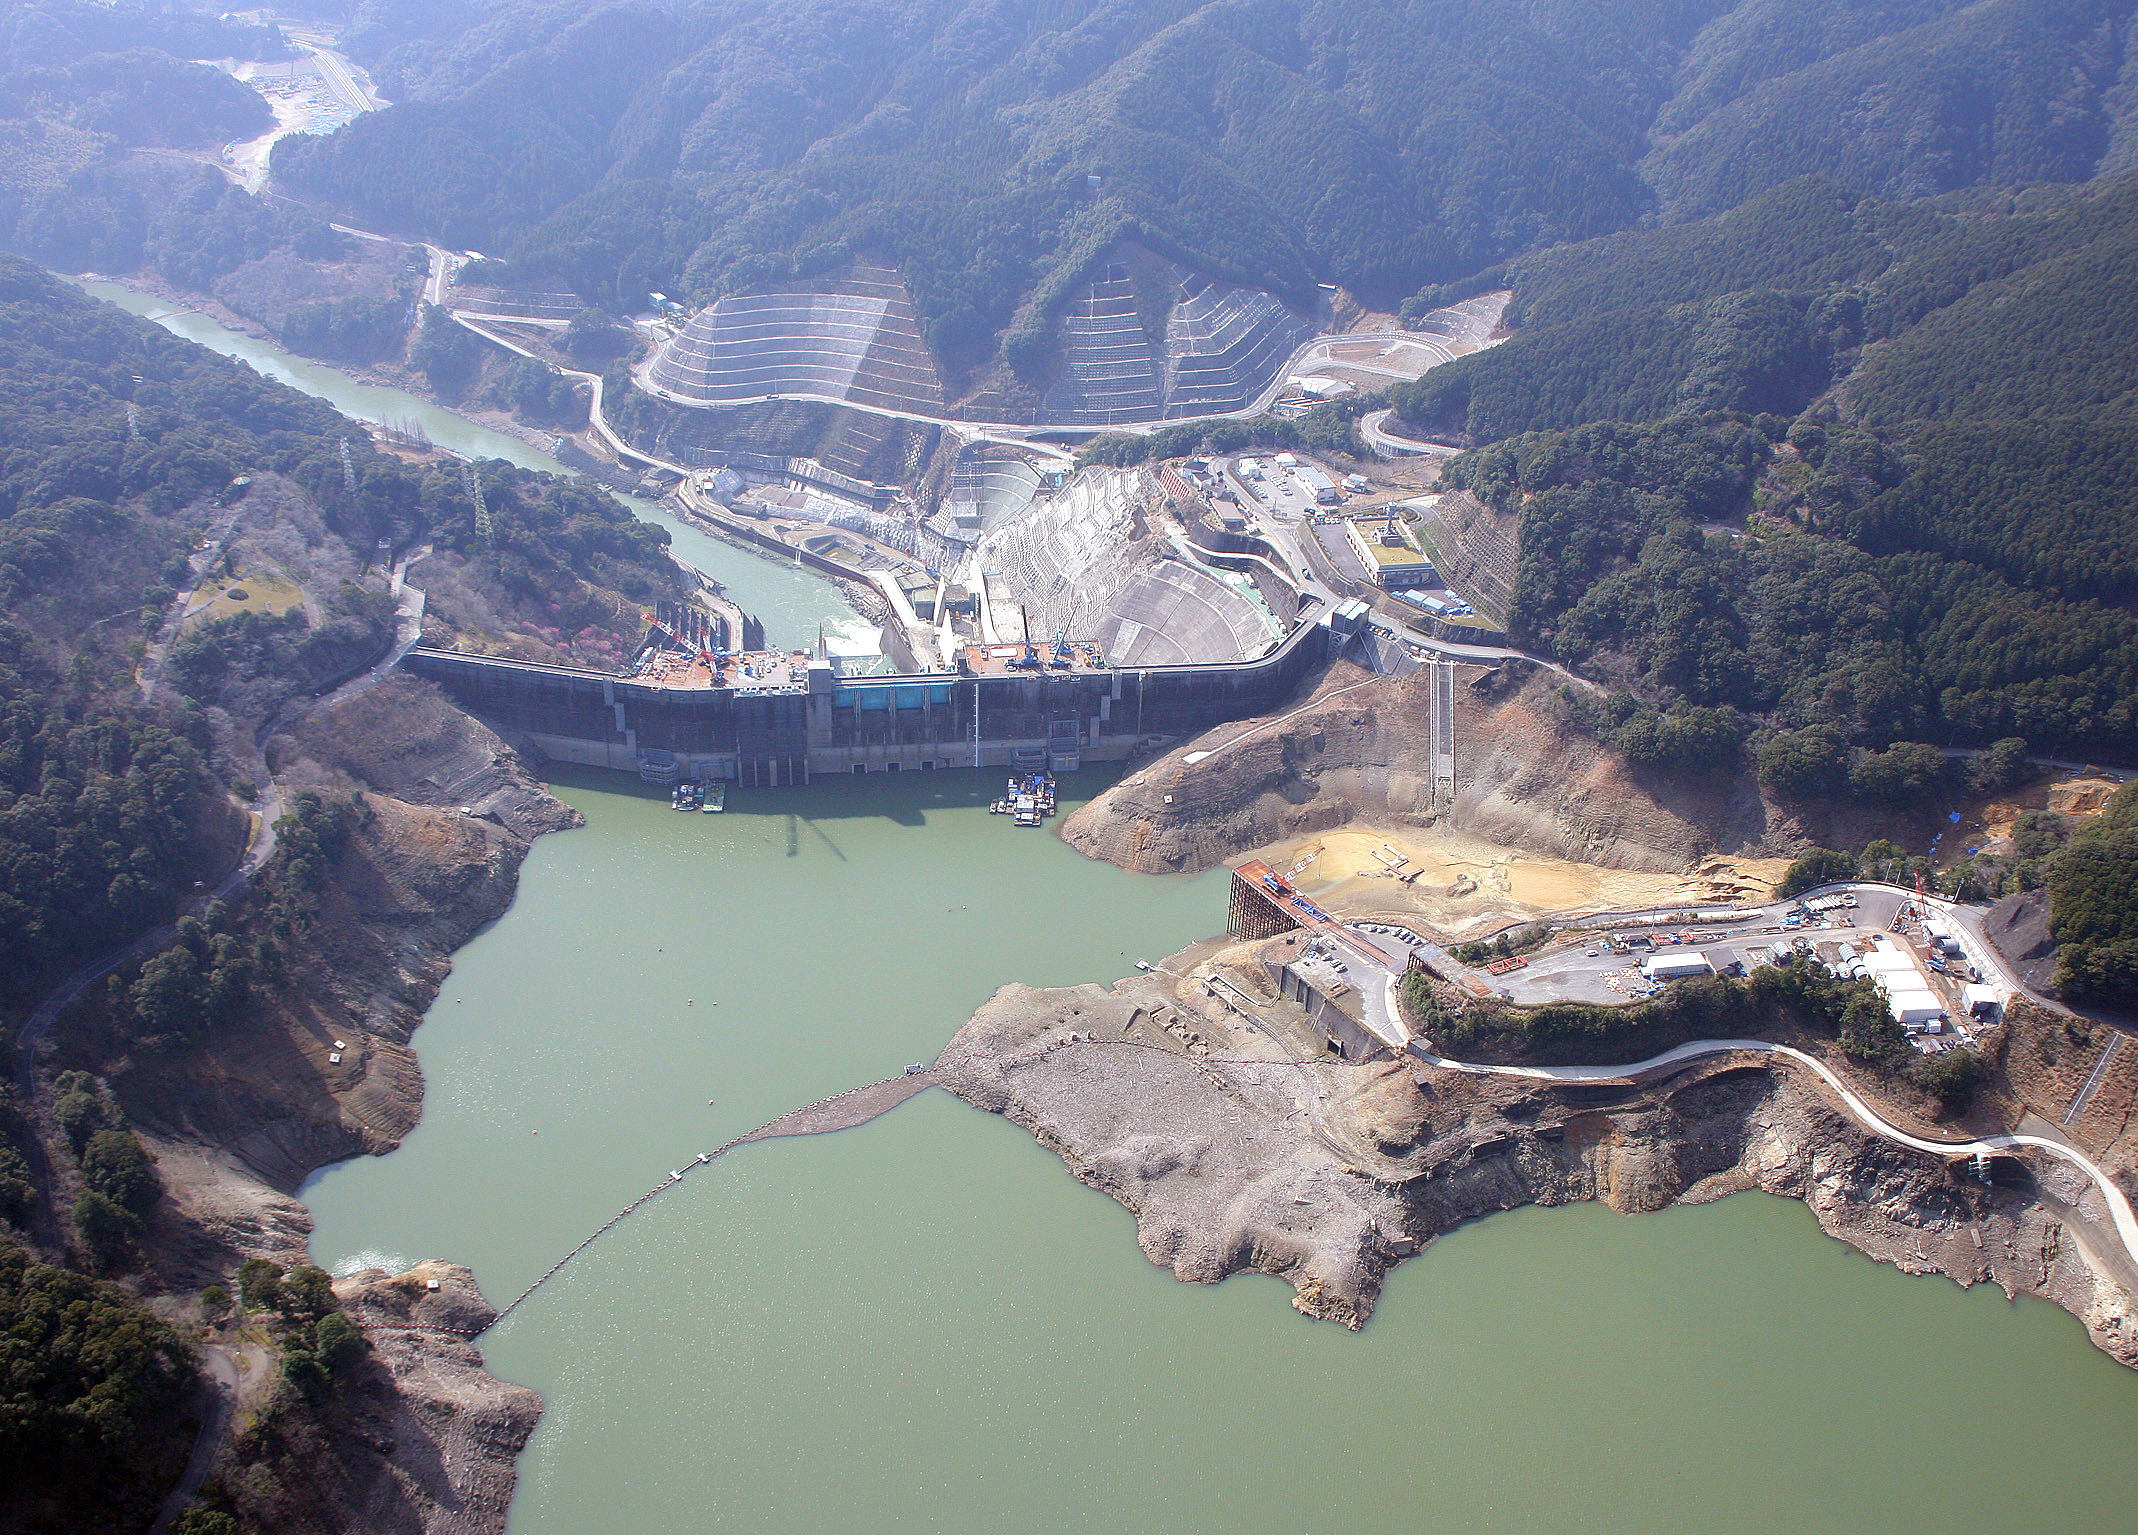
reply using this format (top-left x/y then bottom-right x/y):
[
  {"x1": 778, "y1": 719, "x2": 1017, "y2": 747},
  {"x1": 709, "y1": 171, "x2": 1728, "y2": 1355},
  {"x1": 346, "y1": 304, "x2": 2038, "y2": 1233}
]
[{"x1": 402, "y1": 608, "x2": 1351, "y2": 786}]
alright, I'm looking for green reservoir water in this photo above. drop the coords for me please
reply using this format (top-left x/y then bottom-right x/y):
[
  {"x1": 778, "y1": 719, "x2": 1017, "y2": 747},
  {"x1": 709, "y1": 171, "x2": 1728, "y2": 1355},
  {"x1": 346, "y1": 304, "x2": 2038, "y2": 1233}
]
[
  {"x1": 297, "y1": 770, "x2": 2138, "y2": 1534},
  {"x1": 81, "y1": 279, "x2": 2138, "y2": 1530}
]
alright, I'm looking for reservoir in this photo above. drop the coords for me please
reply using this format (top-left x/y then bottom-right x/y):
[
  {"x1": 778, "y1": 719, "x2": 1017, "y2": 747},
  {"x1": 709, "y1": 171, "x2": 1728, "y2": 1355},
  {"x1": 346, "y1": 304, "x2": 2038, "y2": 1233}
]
[
  {"x1": 301, "y1": 770, "x2": 2138, "y2": 1534},
  {"x1": 94, "y1": 283, "x2": 2138, "y2": 1530}
]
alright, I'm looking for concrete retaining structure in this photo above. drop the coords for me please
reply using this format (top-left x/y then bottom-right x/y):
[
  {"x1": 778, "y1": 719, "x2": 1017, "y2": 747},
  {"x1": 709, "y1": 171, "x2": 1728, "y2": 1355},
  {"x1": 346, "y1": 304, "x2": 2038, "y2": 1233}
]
[{"x1": 403, "y1": 615, "x2": 1337, "y2": 784}]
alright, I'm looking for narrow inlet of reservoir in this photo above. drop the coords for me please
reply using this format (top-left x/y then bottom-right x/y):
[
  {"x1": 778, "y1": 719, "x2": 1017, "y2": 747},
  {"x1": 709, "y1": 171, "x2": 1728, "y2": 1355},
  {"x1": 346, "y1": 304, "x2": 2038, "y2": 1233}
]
[{"x1": 77, "y1": 280, "x2": 881, "y2": 660}]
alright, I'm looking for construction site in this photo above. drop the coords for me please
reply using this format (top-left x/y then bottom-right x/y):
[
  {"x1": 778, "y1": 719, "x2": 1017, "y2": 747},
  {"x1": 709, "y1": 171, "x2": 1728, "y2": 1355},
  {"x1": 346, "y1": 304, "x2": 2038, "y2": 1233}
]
[
  {"x1": 646, "y1": 264, "x2": 948, "y2": 418},
  {"x1": 1208, "y1": 838, "x2": 2025, "y2": 1069},
  {"x1": 1036, "y1": 257, "x2": 1316, "y2": 425},
  {"x1": 399, "y1": 234, "x2": 1539, "y2": 792},
  {"x1": 427, "y1": 224, "x2": 1522, "y2": 697},
  {"x1": 634, "y1": 248, "x2": 1324, "y2": 431}
]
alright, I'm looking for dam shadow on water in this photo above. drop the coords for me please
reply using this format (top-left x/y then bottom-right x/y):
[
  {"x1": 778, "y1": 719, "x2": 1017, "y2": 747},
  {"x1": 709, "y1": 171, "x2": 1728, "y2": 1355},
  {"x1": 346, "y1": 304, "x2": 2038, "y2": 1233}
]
[{"x1": 298, "y1": 763, "x2": 2138, "y2": 1535}]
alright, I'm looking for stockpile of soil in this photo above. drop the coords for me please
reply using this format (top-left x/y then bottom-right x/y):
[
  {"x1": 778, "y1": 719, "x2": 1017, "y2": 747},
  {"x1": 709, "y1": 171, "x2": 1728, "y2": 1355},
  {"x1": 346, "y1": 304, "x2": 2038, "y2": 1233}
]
[
  {"x1": 1271, "y1": 825, "x2": 1725, "y2": 938},
  {"x1": 1985, "y1": 890, "x2": 2060, "y2": 996}
]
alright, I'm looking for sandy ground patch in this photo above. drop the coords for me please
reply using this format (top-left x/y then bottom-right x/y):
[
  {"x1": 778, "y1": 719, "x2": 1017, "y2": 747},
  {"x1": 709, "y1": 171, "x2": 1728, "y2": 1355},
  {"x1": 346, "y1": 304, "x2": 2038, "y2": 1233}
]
[
  {"x1": 1258, "y1": 825, "x2": 1754, "y2": 938},
  {"x1": 1950, "y1": 771, "x2": 2132, "y2": 861},
  {"x1": 1692, "y1": 853, "x2": 1795, "y2": 901},
  {"x1": 1327, "y1": 339, "x2": 1450, "y2": 371},
  {"x1": 186, "y1": 567, "x2": 306, "y2": 626}
]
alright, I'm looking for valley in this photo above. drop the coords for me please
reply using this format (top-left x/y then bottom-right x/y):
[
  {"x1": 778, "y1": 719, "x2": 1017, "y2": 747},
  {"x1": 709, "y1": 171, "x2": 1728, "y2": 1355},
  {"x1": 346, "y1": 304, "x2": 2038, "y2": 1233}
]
[{"x1": 6, "y1": 3, "x2": 2138, "y2": 1532}]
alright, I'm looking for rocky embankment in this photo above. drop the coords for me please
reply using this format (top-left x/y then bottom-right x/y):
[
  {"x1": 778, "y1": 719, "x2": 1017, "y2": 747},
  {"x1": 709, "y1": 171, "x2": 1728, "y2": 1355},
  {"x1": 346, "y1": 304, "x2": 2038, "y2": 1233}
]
[
  {"x1": 307, "y1": 1262, "x2": 544, "y2": 1532},
  {"x1": 1064, "y1": 661, "x2": 1777, "y2": 877},
  {"x1": 1066, "y1": 660, "x2": 1970, "y2": 881},
  {"x1": 1984, "y1": 889, "x2": 2061, "y2": 996},
  {"x1": 1037, "y1": 658, "x2": 2138, "y2": 1361},
  {"x1": 935, "y1": 954, "x2": 2138, "y2": 1362},
  {"x1": 118, "y1": 676, "x2": 572, "y2": 1532}
]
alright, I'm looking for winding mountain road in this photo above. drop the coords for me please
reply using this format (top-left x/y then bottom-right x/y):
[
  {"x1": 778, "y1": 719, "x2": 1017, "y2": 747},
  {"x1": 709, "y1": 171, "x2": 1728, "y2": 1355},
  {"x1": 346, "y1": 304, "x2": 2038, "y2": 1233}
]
[
  {"x1": 146, "y1": 1343, "x2": 238, "y2": 1535},
  {"x1": 12, "y1": 566, "x2": 425, "y2": 1222},
  {"x1": 1403, "y1": 1018, "x2": 2138, "y2": 1283},
  {"x1": 1359, "y1": 408, "x2": 1458, "y2": 459}
]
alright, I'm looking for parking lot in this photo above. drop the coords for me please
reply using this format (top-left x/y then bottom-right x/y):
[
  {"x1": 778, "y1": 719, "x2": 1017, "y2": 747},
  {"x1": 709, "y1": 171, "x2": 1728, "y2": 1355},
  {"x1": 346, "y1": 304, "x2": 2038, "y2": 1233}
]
[
  {"x1": 1224, "y1": 460, "x2": 1316, "y2": 521},
  {"x1": 1489, "y1": 887, "x2": 1917, "y2": 1007}
]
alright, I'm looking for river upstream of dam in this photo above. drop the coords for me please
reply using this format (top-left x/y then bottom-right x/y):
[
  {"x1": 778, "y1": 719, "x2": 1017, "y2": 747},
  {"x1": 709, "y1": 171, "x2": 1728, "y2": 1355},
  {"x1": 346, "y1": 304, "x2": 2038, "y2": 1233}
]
[{"x1": 94, "y1": 283, "x2": 2138, "y2": 1531}]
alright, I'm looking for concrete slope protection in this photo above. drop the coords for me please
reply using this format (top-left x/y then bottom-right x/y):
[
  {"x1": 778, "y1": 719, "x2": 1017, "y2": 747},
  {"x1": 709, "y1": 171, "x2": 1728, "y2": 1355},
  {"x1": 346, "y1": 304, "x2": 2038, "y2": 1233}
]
[
  {"x1": 972, "y1": 469, "x2": 1276, "y2": 666},
  {"x1": 647, "y1": 265, "x2": 946, "y2": 416}
]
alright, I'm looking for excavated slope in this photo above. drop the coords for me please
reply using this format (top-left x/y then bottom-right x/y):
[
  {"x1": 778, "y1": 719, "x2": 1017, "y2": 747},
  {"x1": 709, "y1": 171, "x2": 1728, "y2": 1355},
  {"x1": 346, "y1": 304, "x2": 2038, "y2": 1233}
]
[{"x1": 1064, "y1": 660, "x2": 1777, "y2": 877}]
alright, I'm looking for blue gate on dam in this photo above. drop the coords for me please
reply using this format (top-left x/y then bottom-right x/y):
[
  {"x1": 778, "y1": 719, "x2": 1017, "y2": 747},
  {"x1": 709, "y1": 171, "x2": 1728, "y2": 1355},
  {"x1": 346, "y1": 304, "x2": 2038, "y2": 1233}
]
[{"x1": 400, "y1": 610, "x2": 1345, "y2": 783}]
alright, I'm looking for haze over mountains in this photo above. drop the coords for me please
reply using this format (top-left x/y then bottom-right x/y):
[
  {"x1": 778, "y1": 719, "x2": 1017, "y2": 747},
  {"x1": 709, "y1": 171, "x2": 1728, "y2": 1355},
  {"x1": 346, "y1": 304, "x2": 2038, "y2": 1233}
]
[
  {"x1": 273, "y1": 0, "x2": 2138, "y2": 385},
  {"x1": 8, "y1": 2, "x2": 2138, "y2": 1529}
]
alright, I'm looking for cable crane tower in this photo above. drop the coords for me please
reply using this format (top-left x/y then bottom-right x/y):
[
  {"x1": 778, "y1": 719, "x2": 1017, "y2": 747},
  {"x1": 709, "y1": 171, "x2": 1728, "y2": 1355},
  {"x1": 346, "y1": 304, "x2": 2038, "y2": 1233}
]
[{"x1": 461, "y1": 460, "x2": 495, "y2": 544}]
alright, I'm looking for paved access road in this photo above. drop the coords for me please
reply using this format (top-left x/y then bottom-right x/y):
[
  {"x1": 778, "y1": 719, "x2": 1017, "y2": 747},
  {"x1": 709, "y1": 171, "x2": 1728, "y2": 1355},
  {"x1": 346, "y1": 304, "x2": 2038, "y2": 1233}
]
[
  {"x1": 146, "y1": 1344, "x2": 237, "y2": 1535},
  {"x1": 286, "y1": 31, "x2": 381, "y2": 115},
  {"x1": 1399, "y1": 1020, "x2": 2138, "y2": 1285},
  {"x1": 1359, "y1": 408, "x2": 1459, "y2": 459},
  {"x1": 12, "y1": 563, "x2": 426, "y2": 1227},
  {"x1": 1498, "y1": 892, "x2": 1910, "y2": 1007}
]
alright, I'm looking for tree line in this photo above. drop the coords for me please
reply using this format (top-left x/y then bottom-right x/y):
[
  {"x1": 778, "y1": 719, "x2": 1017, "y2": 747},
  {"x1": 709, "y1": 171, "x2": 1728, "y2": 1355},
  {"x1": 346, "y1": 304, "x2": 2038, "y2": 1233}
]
[{"x1": 1438, "y1": 412, "x2": 2138, "y2": 760}]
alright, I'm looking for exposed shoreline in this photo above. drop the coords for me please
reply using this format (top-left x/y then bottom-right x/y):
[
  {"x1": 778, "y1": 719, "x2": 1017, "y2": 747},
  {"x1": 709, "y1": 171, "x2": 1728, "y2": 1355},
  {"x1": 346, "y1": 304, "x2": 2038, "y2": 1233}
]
[
  {"x1": 979, "y1": 663, "x2": 2138, "y2": 1361},
  {"x1": 116, "y1": 680, "x2": 575, "y2": 1531},
  {"x1": 935, "y1": 939, "x2": 2138, "y2": 1363},
  {"x1": 52, "y1": 264, "x2": 2138, "y2": 1530}
]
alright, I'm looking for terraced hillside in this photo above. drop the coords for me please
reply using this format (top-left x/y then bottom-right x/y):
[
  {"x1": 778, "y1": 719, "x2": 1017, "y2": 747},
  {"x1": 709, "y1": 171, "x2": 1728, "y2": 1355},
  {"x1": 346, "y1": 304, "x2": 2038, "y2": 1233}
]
[
  {"x1": 647, "y1": 251, "x2": 1313, "y2": 429},
  {"x1": 646, "y1": 265, "x2": 945, "y2": 416},
  {"x1": 1039, "y1": 258, "x2": 1316, "y2": 426},
  {"x1": 264, "y1": 0, "x2": 2138, "y2": 414}
]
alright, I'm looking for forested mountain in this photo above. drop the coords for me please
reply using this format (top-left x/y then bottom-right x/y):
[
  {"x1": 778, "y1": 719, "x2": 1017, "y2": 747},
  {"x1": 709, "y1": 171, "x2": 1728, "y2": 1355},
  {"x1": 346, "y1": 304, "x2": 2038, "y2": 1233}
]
[
  {"x1": 1447, "y1": 414, "x2": 2138, "y2": 756},
  {"x1": 269, "y1": 0, "x2": 2138, "y2": 385},
  {"x1": 1395, "y1": 173, "x2": 2138, "y2": 442},
  {"x1": 0, "y1": 2, "x2": 279, "y2": 190},
  {"x1": 2047, "y1": 783, "x2": 2138, "y2": 1005},
  {"x1": 0, "y1": 2, "x2": 300, "y2": 283},
  {"x1": 275, "y1": 0, "x2": 1684, "y2": 378},
  {"x1": 1383, "y1": 148, "x2": 2138, "y2": 774},
  {"x1": 0, "y1": 1235, "x2": 196, "y2": 1531},
  {"x1": 1640, "y1": 0, "x2": 2137, "y2": 213},
  {"x1": 0, "y1": 255, "x2": 675, "y2": 995},
  {"x1": 0, "y1": 233, "x2": 694, "y2": 1520}
]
